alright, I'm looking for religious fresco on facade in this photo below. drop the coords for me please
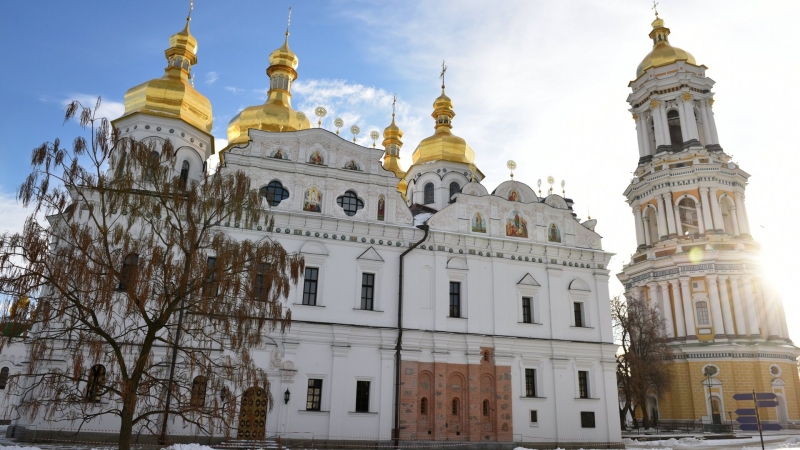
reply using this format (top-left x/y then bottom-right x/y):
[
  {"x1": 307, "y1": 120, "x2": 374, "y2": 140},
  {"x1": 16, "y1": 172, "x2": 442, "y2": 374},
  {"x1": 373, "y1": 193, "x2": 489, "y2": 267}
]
[
  {"x1": 505, "y1": 211, "x2": 527, "y2": 238},
  {"x1": 304, "y1": 187, "x2": 322, "y2": 212},
  {"x1": 472, "y1": 212, "x2": 486, "y2": 233},
  {"x1": 308, "y1": 151, "x2": 324, "y2": 165},
  {"x1": 508, "y1": 190, "x2": 519, "y2": 202},
  {"x1": 343, "y1": 160, "x2": 359, "y2": 171},
  {"x1": 272, "y1": 148, "x2": 285, "y2": 159},
  {"x1": 377, "y1": 195, "x2": 385, "y2": 221},
  {"x1": 548, "y1": 223, "x2": 561, "y2": 242}
]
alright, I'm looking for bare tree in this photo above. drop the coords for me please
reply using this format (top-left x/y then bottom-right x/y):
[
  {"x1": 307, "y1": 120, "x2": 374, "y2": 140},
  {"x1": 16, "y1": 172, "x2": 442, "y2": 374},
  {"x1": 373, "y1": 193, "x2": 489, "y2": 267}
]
[
  {"x1": 612, "y1": 294, "x2": 672, "y2": 430},
  {"x1": 0, "y1": 98, "x2": 303, "y2": 450}
]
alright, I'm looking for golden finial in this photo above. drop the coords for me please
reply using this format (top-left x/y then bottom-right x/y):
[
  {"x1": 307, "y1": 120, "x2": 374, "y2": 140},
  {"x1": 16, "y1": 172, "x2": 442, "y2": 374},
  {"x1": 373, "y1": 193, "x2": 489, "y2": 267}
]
[
  {"x1": 286, "y1": 6, "x2": 292, "y2": 34},
  {"x1": 561, "y1": 179, "x2": 566, "y2": 197},
  {"x1": 439, "y1": 60, "x2": 447, "y2": 90},
  {"x1": 392, "y1": 94, "x2": 397, "y2": 116},
  {"x1": 187, "y1": 0, "x2": 194, "y2": 21},
  {"x1": 507, "y1": 160, "x2": 516, "y2": 179},
  {"x1": 652, "y1": 0, "x2": 659, "y2": 18}
]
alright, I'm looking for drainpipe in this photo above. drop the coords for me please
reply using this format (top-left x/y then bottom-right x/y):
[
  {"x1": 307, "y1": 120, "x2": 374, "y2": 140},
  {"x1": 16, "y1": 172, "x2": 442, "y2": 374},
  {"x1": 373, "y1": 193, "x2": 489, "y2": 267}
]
[{"x1": 393, "y1": 224, "x2": 429, "y2": 448}]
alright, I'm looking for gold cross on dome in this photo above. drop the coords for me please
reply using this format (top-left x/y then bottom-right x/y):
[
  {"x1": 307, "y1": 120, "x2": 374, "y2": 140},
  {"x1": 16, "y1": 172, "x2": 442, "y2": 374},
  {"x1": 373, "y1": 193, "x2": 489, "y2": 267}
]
[
  {"x1": 392, "y1": 94, "x2": 397, "y2": 116},
  {"x1": 440, "y1": 60, "x2": 447, "y2": 89},
  {"x1": 652, "y1": 1, "x2": 659, "y2": 17},
  {"x1": 187, "y1": 0, "x2": 193, "y2": 21},
  {"x1": 287, "y1": 6, "x2": 292, "y2": 33}
]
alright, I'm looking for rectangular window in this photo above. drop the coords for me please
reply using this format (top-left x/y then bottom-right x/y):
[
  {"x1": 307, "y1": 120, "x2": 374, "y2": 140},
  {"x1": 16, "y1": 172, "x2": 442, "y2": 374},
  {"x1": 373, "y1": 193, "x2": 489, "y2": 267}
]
[
  {"x1": 522, "y1": 297, "x2": 532, "y2": 323},
  {"x1": 581, "y1": 411, "x2": 596, "y2": 428},
  {"x1": 255, "y1": 263, "x2": 269, "y2": 302},
  {"x1": 355, "y1": 380, "x2": 370, "y2": 412},
  {"x1": 578, "y1": 371, "x2": 589, "y2": 399},
  {"x1": 306, "y1": 379, "x2": 322, "y2": 411},
  {"x1": 302, "y1": 267, "x2": 319, "y2": 306},
  {"x1": 361, "y1": 273, "x2": 375, "y2": 310},
  {"x1": 530, "y1": 410, "x2": 538, "y2": 424},
  {"x1": 203, "y1": 257, "x2": 218, "y2": 297},
  {"x1": 525, "y1": 369, "x2": 537, "y2": 397},
  {"x1": 449, "y1": 282, "x2": 461, "y2": 318},
  {"x1": 574, "y1": 302, "x2": 584, "y2": 327}
]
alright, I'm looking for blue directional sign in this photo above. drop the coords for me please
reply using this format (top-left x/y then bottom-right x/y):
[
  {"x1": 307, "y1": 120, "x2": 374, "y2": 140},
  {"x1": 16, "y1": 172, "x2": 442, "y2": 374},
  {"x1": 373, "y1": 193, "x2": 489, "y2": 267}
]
[
  {"x1": 757, "y1": 401, "x2": 779, "y2": 408},
  {"x1": 756, "y1": 393, "x2": 777, "y2": 400},
  {"x1": 735, "y1": 409, "x2": 757, "y2": 416},
  {"x1": 740, "y1": 424, "x2": 783, "y2": 432},
  {"x1": 733, "y1": 393, "x2": 754, "y2": 401},
  {"x1": 736, "y1": 416, "x2": 758, "y2": 424}
]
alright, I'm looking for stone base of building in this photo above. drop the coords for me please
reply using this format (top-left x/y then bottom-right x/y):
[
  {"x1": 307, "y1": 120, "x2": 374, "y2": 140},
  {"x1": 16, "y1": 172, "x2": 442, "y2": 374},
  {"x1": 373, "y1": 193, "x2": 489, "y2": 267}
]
[
  {"x1": 274, "y1": 438, "x2": 626, "y2": 450},
  {"x1": 5, "y1": 425, "x2": 226, "y2": 446}
]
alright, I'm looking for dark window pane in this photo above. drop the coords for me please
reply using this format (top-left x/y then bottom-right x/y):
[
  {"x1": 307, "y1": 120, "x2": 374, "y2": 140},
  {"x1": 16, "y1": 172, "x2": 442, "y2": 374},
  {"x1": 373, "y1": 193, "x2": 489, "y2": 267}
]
[
  {"x1": 0, "y1": 367, "x2": 8, "y2": 390},
  {"x1": 303, "y1": 267, "x2": 319, "y2": 306},
  {"x1": 203, "y1": 257, "x2": 218, "y2": 297},
  {"x1": 525, "y1": 369, "x2": 536, "y2": 397},
  {"x1": 261, "y1": 181, "x2": 290, "y2": 207},
  {"x1": 424, "y1": 183, "x2": 434, "y2": 204},
  {"x1": 581, "y1": 411, "x2": 596, "y2": 428},
  {"x1": 522, "y1": 297, "x2": 532, "y2": 323},
  {"x1": 190, "y1": 376, "x2": 207, "y2": 408},
  {"x1": 86, "y1": 364, "x2": 106, "y2": 402},
  {"x1": 355, "y1": 381, "x2": 370, "y2": 412},
  {"x1": 361, "y1": 273, "x2": 375, "y2": 310},
  {"x1": 336, "y1": 190, "x2": 364, "y2": 216},
  {"x1": 449, "y1": 182, "x2": 460, "y2": 203},
  {"x1": 118, "y1": 253, "x2": 139, "y2": 291},
  {"x1": 420, "y1": 397, "x2": 428, "y2": 415},
  {"x1": 306, "y1": 379, "x2": 322, "y2": 411},
  {"x1": 578, "y1": 371, "x2": 589, "y2": 399},
  {"x1": 255, "y1": 263, "x2": 270, "y2": 302},
  {"x1": 449, "y1": 282, "x2": 461, "y2": 318},
  {"x1": 574, "y1": 302, "x2": 583, "y2": 327},
  {"x1": 180, "y1": 160, "x2": 190, "y2": 187},
  {"x1": 530, "y1": 410, "x2": 538, "y2": 423},
  {"x1": 452, "y1": 398, "x2": 459, "y2": 415}
]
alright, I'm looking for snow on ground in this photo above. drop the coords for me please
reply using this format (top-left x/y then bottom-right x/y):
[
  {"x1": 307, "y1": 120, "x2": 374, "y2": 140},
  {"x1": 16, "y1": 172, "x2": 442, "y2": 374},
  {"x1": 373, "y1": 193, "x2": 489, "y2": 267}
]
[{"x1": 160, "y1": 445, "x2": 216, "y2": 450}]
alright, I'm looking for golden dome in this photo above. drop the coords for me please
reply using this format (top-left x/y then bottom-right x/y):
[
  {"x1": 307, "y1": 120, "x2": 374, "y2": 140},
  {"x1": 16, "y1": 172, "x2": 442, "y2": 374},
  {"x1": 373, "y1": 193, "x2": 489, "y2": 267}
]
[
  {"x1": 226, "y1": 32, "x2": 310, "y2": 146},
  {"x1": 411, "y1": 87, "x2": 475, "y2": 165},
  {"x1": 636, "y1": 17, "x2": 697, "y2": 78},
  {"x1": 382, "y1": 113, "x2": 405, "y2": 177},
  {"x1": 120, "y1": 19, "x2": 212, "y2": 133}
]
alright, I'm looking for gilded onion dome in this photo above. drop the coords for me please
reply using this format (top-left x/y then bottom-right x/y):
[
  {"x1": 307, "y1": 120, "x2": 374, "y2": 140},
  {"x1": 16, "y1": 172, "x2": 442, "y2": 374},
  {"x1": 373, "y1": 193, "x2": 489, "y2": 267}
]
[
  {"x1": 119, "y1": 17, "x2": 213, "y2": 133},
  {"x1": 636, "y1": 16, "x2": 697, "y2": 78},
  {"x1": 411, "y1": 87, "x2": 475, "y2": 165},
  {"x1": 382, "y1": 113, "x2": 405, "y2": 177},
  {"x1": 226, "y1": 31, "x2": 310, "y2": 146}
]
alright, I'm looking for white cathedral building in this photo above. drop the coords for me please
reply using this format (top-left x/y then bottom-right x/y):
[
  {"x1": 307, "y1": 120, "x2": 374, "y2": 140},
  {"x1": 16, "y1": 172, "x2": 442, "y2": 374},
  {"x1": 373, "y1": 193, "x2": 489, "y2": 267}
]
[{"x1": 3, "y1": 11, "x2": 623, "y2": 448}]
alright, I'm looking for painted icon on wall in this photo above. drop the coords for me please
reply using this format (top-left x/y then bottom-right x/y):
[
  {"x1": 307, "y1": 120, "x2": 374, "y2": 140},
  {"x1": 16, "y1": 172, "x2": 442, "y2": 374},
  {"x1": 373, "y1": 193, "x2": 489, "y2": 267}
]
[
  {"x1": 304, "y1": 187, "x2": 322, "y2": 212},
  {"x1": 548, "y1": 223, "x2": 561, "y2": 243},
  {"x1": 505, "y1": 210, "x2": 528, "y2": 238},
  {"x1": 508, "y1": 190, "x2": 519, "y2": 202},
  {"x1": 472, "y1": 212, "x2": 486, "y2": 233},
  {"x1": 344, "y1": 160, "x2": 359, "y2": 171},
  {"x1": 309, "y1": 151, "x2": 324, "y2": 165},
  {"x1": 377, "y1": 195, "x2": 385, "y2": 221},
  {"x1": 272, "y1": 148, "x2": 284, "y2": 159}
]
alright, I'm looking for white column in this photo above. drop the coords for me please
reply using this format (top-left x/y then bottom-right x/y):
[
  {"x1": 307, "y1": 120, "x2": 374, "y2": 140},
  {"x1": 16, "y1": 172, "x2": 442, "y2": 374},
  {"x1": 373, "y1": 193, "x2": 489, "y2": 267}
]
[
  {"x1": 656, "y1": 197, "x2": 668, "y2": 239},
  {"x1": 739, "y1": 194, "x2": 751, "y2": 234},
  {"x1": 741, "y1": 276, "x2": 761, "y2": 338},
  {"x1": 660, "y1": 104, "x2": 670, "y2": 149},
  {"x1": 709, "y1": 187, "x2": 724, "y2": 232},
  {"x1": 657, "y1": 281, "x2": 675, "y2": 338},
  {"x1": 633, "y1": 206, "x2": 646, "y2": 247},
  {"x1": 642, "y1": 114, "x2": 653, "y2": 156},
  {"x1": 716, "y1": 276, "x2": 736, "y2": 338},
  {"x1": 779, "y1": 300, "x2": 790, "y2": 341},
  {"x1": 699, "y1": 188, "x2": 714, "y2": 233},
  {"x1": 707, "y1": 102, "x2": 720, "y2": 145},
  {"x1": 695, "y1": 202, "x2": 706, "y2": 234},
  {"x1": 729, "y1": 206, "x2": 741, "y2": 236},
  {"x1": 699, "y1": 101, "x2": 712, "y2": 147},
  {"x1": 670, "y1": 279, "x2": 686, "y2": 338},
  {"x1": 759, "y1": 282, "x2": 782, "y2": 340},
  {"x1": 663, "y1": 193, "x2": 676, "y2": 236},
  {"x1": 673, "y1": 205, "x2": 684, "y2": 236},
  {"x1": 635, "y1": 115, "x2": 646, "y2": 158},
  {"x1": 728, "y1": 276, "x2": 747, "y2": 337},
  {"x1": 706, "y1": 275, "x2": 727, "y2": 338},
  {"x1": 677, "y1": 105, "x2": 689, "y2": 146},
  {"x1": 651, "y1": 103, "x2": 667, "y2": 149},
  {"x1": 681, "y1": 95, "x2": 700, "y2": 141},
  {"x1": 643, "y1": 215, "x2": 653, "y2": 246},
  {"x1": 679, "y1": 277, "x2": 697, "y2": 338},
  {"x1": 329, "y1": 345, "x2": 351, "y2": 433}
]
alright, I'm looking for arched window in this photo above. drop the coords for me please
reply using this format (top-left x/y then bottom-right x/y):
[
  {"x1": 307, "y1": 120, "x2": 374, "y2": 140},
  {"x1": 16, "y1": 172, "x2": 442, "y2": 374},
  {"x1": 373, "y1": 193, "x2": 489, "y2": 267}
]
[
  {"x1": 646, "y1": 207, "x2": 659, "y2": 243},
  {"x1": 146, "y1": 151, "x2": 160, "y2": 183},
  {"x1": 190, "y1": 375, "x2": 208, "y2": 408},
  {"x1": 451, "y1": 397, "x2": 460, "y2": 415},
  {"x1": 260, "y1": 181, "x2": 289, "y2": 207},
  {"x1": 420, "y1": 397, "x2": 428, "y2": 415},
  {"x1": 449, "y1": 182, "x2": 460, "y2": 203},
  {"x1": 180, "y1": 160, "x2": 190, "y2": 187},
  {"x1": 647, "y1": 116, "x2": 657, "y2": 155},
  {"x1": 86, "y1": 364, "x2": 106, "y2": 402},
  {"x1": 696, "y1": 301, "x2": 710, "y2": 325},
  {"x1": 118, "y1": 253, "x2": 139, "y2": 291},
  {"x1": 483, "y1": 399, "x2": 490, "y2": 416},
  {"x1": 336, "y1": 190, "x2": 364, "y2": 216},
  {"x1": 424, "y1": 183, "x2": 434, "y2": 204},
  {"x1": 667, "y1": 110, "x2": 683, "y2": 150},
  {"x1": 678, "y1": 198, "x2": 699, "y2": 235},
  {"x1": 0, "y1": 367, "x2": 9, "y2": 390}
]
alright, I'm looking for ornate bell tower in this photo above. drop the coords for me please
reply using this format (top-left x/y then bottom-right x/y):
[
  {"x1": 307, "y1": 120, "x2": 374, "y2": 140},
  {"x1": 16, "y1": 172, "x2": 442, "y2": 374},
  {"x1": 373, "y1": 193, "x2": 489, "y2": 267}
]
[{"x1": 617, "y1": 13, "x2": 799, "y2": 427}]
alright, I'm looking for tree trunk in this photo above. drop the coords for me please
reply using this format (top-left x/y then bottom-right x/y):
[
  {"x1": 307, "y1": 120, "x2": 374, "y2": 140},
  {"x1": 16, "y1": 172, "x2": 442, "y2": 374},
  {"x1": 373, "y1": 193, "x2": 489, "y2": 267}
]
[{"x1": 119, "y1": 402, "x2": 134, "y2": 450}]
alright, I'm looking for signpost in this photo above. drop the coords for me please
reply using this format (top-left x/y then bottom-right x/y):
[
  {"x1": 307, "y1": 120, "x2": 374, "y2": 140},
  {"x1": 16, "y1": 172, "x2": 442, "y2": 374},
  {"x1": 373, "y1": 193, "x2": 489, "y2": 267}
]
[{"x1": 732, "y1": 392, "x2": 780, "y2": 450}]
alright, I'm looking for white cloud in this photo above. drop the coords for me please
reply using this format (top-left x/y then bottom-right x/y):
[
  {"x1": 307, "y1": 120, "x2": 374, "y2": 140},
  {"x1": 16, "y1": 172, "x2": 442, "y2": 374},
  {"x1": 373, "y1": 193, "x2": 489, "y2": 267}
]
[
  {"x1": 62, "y1": 94, "x2": 124, "y2": 122},
  {"x1": 205, "y1": 71, "x2": 219, "y2": 85},
  {"x1": 0, "y1": 188, "x2": 31, "y2": 237},
  {"x1": 225, "y1": 86, "x2": 245, "y2": 94}
]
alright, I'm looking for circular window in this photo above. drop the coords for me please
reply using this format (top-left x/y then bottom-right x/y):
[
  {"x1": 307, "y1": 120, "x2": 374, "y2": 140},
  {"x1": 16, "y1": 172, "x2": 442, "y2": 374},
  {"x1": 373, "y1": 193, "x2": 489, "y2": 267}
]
[
  {"x1": 336, "y1": 190, "x2": 364, "y2": 216},
  {"x1": 260, "y1": 181, "x2": 289, "y2": 207},
  {"x1": 702, "y1": 365, "x2": 719, "y2": 377},
  {"x1": 770, "y1": 365, "x2": 782, "y2": 377}
]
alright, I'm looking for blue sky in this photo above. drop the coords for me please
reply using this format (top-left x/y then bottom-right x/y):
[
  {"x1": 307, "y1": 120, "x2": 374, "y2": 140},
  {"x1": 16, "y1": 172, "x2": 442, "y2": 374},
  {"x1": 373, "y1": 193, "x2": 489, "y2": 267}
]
[{"x1": 1, "y1": 1, "x2": 799, "y2": 339}]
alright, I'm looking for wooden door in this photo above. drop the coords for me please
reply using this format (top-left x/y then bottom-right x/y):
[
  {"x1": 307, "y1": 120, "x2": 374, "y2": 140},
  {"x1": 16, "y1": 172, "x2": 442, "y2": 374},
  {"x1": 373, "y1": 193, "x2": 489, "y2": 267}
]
[{"x1": 238, "y1": 387, "x2": 267, "y2": 440}]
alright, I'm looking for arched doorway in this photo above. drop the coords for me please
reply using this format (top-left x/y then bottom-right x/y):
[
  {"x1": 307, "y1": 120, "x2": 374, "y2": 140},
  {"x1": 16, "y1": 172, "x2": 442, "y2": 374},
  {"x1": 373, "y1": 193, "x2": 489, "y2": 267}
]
[
  {"x1": 647, "y1": 395, "x2": 659, "y2": 427},
  {"x1": 710, "y1": 398, "x2": 722, "y2": 425},
  {"x1": 238, "y1": 386, "x2": 267, "y2": 440}
]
